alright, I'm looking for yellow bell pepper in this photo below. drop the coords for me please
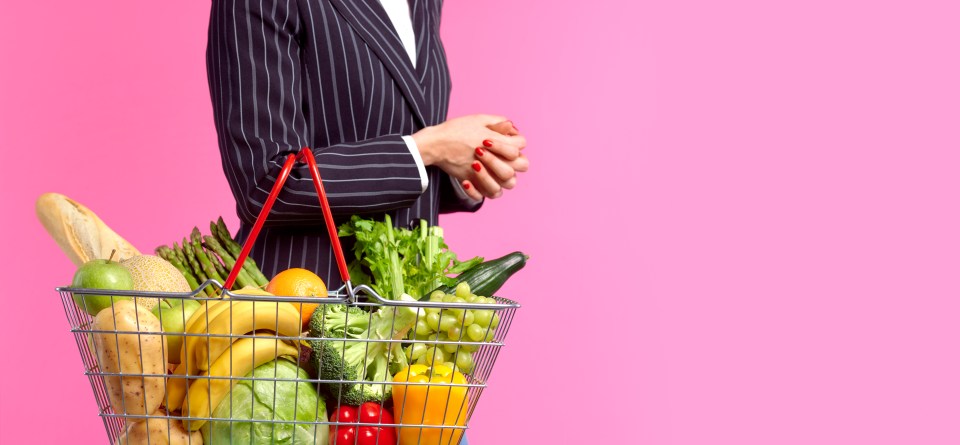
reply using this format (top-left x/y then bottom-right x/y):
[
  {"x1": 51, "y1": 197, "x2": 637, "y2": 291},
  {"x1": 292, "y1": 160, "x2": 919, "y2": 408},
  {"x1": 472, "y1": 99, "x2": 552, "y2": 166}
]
[{"x1": 392, "y1": 364, "x2": 469, "y2": 445}]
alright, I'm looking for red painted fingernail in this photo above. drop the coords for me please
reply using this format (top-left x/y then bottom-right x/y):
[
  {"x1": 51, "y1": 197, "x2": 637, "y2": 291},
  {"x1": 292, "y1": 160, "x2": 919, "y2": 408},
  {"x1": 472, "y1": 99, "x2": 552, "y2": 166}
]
[
  {"x1": 475, "y1": 147, "x2": 484, "y2": 157},
  {"x1": 463, "y1": 182, "x2": 471, "y2": 190},
  {"x1": 472, "y1": 161, "x2": 482, "y2": 172},
  {"x1": 482, "y1": 140, "x2": 493, "y2": 147}
]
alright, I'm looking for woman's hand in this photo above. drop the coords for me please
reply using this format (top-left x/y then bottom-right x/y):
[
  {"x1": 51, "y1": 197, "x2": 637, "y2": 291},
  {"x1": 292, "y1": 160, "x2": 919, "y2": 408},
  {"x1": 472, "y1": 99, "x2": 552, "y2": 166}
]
[
  {"x1": 413, "y1": 114, "x2": 528, "y2": 199},
  {"x1": 459, "y1": 120, "x2": 529, "y2": 200}
]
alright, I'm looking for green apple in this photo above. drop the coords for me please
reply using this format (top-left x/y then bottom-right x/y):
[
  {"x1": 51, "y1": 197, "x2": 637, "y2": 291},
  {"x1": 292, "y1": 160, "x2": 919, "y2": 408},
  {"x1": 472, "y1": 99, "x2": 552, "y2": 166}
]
[
  {"x1": 151, "y1": 298, "x2": 201, "y2": 363},
  {"x1": 71, "y1": 258, "x2": 135, "y2": 315}
]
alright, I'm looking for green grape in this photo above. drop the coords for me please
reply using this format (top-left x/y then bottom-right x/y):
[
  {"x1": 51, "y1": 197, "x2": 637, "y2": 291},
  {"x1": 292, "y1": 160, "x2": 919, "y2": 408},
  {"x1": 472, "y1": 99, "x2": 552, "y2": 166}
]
[
  {"x1": 484, "y1": 297, "x2": 497, "y2": 305},
  {"x1": 424, "y1": 306, "x2": 441, "y2": 316},
  {"x1": 442, "y1": 341, "x2": 460, "y2": 354},
  {"x1": 455, "y1": 352, "x2": 475, "y2": 373},
  {"x1": 419, "y1": 346, "x2": 444, "y2": 365},
  {"x1": 414, "y1": 331, "x2": 439, "y2": 341},
  {"x1": 460, "y1": 342, "x2": 479, "y2": 353},
  {"x1": 490, "y1": 313, "x2": 501, "y2": 329},
  {"x1": 484, "y1": 329, "x2": 495, "y2": 342},
  {"x1": 442, "y1": 362, "x2": 457, "y2": 370},
  {"x1": 429, "y1": 290, "x2": 446, "y2": 301},
  {"x1": 466, "y1": 324, "x2": 485, "y2": 342},
  {"x1": 439, "y1": 314, "x2": 457, "y2": 332},
  {"x1": 447, "y1": 326, "x2": 462, "y2": 340},
  {"x1": 457, "y1": 310, "x2": 475, "y2": 326},
  {"x1": 425, "y1": 312, "x2": 441, "y2": 331},
  {"x1": 455, "y1": 282, "x2": 472, "y2": 299},
  {"x1": 442, "y1": 294, "x2": 456, "y2": 303},
  {"x1": 473, "y1": 310, "x2": 493, "y2": 327},
  {"x1": 409, "y1": 343, "x2": 428, "y2": 360},
  {"x1": 415, "y1": 320, "x2": 431, "y2": 336}
]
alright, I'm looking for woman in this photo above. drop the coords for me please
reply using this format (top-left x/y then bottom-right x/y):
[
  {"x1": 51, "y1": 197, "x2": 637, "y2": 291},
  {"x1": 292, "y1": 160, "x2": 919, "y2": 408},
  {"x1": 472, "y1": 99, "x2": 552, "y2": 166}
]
[
  {"x1": 206, "y1": 1, "x2": 528, "y2": 443},
  {"x1": 207, "y1": 0, "x2": 527, "y2": 283}
]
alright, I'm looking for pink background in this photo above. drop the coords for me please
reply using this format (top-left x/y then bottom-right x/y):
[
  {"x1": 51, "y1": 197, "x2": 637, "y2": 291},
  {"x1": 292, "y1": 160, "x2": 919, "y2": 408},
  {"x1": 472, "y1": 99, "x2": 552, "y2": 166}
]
[{"x1": 2, "y1": 0, "x2": 959, "y2": 443}]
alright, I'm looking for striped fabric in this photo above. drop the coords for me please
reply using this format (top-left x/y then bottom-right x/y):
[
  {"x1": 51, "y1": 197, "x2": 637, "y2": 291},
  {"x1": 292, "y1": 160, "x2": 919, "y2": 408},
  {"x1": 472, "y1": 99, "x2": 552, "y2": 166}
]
[{"x1": 207, "y1": 0, "x2": 479, "y2": 287}]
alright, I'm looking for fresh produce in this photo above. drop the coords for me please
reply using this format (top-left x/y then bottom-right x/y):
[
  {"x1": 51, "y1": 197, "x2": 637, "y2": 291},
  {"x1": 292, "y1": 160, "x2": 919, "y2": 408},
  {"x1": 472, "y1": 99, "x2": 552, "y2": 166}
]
[
  {"x1": 266, "y1": 268, "x2": 328, "y2": 325},
  {"x1": 154, "y1": 218, "x2": 269, "y2": 295},
  {"x1": 150, "y1": 298, "x2": 201, "y2": 364},
  {"x1": 35, "y1": 192, "x2": 140, "y2": 266},
  {"x1": 180, "y1": 287, "x2": 298, "y2": 375},
  {"x1": 114, "y1": 408, "x2": 201, "y2": 445},
  {"x1": 339, "y1": 216, "x2": 482, "y2": 300},
  {"x1": 165, "y1": 287, "x2": 303, "y2": 413},
  {"x1": 192, "y1": 300, "x2": 302, "y2": 371},
  {"x1": 308, "y1": 299, "x2": 419, "y2": 405},
  {"x1": 91, "y1": 300, "x2": 167, "y2": 416},
  {"x1": 121, "y1": 254, "x2": 191, "y2": 310},
  {"x1": 71, "y1": 251, "x2": 134, "y2": 315},
  {"x1": 432, "y1": 251, "x2": 528, "y2": 298},
  {"x1": 329, "y1": 403, "x2": 397, "y2": 445},
  {"x1": 406, "y1": 282, "x2": 500, "y2": 374},
  {"x1": 392, "y1": 364, "x2": 469, "y2": 445},
  {"x1": 201, "y1": 359, "x2": 328, "y2": 445},
  {"x1": 183, "y1": 335, "x2": 300, "y2": 431}
]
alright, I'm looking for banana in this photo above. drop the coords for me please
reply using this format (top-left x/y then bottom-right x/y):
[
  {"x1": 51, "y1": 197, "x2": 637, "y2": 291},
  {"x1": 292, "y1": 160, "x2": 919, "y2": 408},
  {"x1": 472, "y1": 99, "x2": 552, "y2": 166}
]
[
  {"x1": 164, "y1": 363, "x2": 190, "y2": 412},
  {"x1": 180, "y1": 299, "x2": 234, "y2": 373},
  {"x1": 193, "y1": 300, "x2": 302, "y2": 371},
  {"x1": 182, "y1": 335, "x2": 299, "y2": 431}
]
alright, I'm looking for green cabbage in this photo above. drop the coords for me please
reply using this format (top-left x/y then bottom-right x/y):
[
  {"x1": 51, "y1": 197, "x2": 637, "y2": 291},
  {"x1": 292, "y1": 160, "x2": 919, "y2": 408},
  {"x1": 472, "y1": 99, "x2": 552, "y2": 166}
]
[{"x1": 201, "y1": 359, "x2": 328, "y2": 445}]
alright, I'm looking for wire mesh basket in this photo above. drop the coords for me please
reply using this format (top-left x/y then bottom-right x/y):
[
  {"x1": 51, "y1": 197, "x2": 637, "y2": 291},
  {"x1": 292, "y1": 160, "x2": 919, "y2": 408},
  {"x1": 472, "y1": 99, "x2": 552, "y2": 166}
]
[{"x1": 57, "y1": 148, "x2": 521, "y2": 444}]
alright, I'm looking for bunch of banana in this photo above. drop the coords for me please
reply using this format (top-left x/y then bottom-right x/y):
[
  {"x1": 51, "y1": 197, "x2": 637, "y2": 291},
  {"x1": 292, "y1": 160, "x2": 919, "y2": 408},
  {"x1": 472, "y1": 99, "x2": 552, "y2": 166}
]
[{"x1": 162, "y1": 287, "x2": 303, "y2": 431}]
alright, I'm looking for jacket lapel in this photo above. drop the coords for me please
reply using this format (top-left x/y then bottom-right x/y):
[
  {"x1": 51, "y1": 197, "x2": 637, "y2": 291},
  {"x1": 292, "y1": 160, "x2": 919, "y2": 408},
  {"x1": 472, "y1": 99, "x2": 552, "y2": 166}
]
[
  {"x1": 410, "y1": 0, "x2": 432, "y2": 82},
  {"x1": 328, "y1": 0, "x2": 429, "y2": 128}
]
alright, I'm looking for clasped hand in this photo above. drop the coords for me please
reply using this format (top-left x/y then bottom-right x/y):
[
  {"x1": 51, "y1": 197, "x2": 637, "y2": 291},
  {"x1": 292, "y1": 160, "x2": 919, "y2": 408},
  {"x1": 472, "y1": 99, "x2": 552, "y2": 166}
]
[{"x1": 412, "y1": 114, "x2": 529, "y2": 200}]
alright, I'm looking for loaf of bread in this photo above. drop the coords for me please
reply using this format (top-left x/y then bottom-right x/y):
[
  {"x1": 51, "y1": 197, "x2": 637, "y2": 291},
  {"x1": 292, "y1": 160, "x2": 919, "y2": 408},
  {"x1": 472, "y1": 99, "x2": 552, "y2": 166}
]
[{"x1": 35, "y1": 192, "x2": 140, "y2": 265}]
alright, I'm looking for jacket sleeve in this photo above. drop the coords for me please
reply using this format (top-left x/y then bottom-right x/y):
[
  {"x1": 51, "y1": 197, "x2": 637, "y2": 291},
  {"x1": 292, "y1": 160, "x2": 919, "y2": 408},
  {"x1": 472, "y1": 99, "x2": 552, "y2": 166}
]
[{"x1": 208, "y1": 0, "x2": 425, "y2": 226}]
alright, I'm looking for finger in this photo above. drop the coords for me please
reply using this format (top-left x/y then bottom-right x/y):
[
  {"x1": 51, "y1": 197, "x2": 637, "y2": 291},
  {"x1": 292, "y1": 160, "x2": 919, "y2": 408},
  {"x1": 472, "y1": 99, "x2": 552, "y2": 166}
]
[
  {"x1": 478, "y1": 114, "x2": 509, "y2": 126},
  {"x1": 481, "y1": 133, "x2": 526, "y2": 160},
  {"x1": 460, "y1": 179, "x2": 484, "y2": 201},
  {"x1": 475, "y1": 147, "x2": 516, "y2": 184},
  {"x1": 500, "y1": 176, "x2": 517, "y2": 190},
  {"x1": 508, "y1": 154, "x2": 529, "y2": 173},
  {"x1": 487, "y1": 120, "x2": 519, "y2": 136},
  {"x1": 470, "y1": 160, "x2": 503, "y2": 198}
]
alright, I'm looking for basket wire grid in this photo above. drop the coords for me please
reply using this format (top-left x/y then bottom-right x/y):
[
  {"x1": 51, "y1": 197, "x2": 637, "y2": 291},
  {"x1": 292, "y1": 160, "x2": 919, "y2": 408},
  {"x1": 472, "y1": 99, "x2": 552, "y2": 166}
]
[
  {"x1": 59, "y1": 284, "x2": 518, "y2": 444},
  {"x1": 57, "y1": 148, "x2": 521, "y2": 444}
]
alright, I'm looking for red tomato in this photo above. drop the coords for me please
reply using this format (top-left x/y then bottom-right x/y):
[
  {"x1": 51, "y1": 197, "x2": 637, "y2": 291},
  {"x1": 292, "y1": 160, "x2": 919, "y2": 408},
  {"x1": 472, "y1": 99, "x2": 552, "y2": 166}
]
[
  {"x1": 330, "y1": 403, "x2": 397, "y2": 445},
  {"x1": 330, "y1": 406, "x2": 358, "y2": 445},
  {"x1": 359, "y1": 402, "x2": 395, "y2": 424},
  {"x1": 329, "y1": 425, "x2": 357, "y2": 445}
]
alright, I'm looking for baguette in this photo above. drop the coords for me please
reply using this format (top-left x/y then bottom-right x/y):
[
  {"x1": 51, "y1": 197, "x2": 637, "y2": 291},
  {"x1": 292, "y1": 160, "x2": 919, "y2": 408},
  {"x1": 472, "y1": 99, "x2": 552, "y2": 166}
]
[{"x1": 35, "y1": 192, "x2": 140, "y2": 265}]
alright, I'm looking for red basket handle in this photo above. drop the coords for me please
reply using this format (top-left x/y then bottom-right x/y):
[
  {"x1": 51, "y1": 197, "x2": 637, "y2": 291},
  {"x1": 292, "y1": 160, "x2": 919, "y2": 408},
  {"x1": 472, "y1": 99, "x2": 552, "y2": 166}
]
[{"x1": 224, "y1": 147, "x2": 350, "y2": 289}]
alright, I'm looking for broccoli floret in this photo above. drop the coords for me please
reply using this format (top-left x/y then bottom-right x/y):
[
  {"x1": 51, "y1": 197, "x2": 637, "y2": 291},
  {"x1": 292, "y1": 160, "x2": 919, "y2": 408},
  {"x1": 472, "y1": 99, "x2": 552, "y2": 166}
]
[{"x1": 308, "y1": 302, "x2": 418, "y2": 406}]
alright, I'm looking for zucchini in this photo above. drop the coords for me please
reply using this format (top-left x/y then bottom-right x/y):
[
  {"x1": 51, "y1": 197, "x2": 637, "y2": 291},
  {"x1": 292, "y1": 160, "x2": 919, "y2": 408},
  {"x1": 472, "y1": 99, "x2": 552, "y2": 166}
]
[{"x1": 433, "y1": 251, "x2": 528, "y2": 298}]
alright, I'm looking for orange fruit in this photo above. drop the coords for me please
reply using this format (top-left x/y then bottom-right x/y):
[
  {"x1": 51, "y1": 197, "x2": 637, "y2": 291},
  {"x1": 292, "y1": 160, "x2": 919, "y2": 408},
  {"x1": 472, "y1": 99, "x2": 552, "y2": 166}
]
[{"x1": 265, "y1": 268, "x2": 327, "y2": 325}]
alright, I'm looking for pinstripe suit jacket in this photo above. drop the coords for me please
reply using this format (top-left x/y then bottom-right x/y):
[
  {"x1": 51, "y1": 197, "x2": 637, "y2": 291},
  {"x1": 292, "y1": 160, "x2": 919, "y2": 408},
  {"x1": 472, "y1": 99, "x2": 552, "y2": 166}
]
[{"x1": 207, "y1": 0, "x2": 478, "y2": 287}]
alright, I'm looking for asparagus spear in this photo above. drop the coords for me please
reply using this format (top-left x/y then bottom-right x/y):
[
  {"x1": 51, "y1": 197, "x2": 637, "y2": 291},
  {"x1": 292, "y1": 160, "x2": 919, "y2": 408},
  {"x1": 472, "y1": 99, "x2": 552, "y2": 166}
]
[
  {"x1": 170, "y1": 242, "x2": 189, "y2": 267},
  {"x1": 191, "y1": 228, "x2": 224, "y2": 287},
  {"x1": 182, "y1": 237, "x2": 215, "y2": 297},
  {"x1": 213, "y1": 218, "x2": 269, "y2": 285},
  {"x1": 203, "y1": 235, "x2": 256, "y2": 289},
  {"x1": 208, "y1": 249, "x2": 231, "y2": 286},
  {"x1": 156, "y1": 245, "x2": 201, "y2": 291}
]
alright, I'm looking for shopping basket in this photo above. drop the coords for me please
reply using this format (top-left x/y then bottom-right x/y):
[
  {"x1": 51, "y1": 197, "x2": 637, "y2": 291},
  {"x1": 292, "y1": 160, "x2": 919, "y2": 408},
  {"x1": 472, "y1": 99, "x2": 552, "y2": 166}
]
[{"x1": 57, "y1": 147, "x2": 520, "y2": 444}]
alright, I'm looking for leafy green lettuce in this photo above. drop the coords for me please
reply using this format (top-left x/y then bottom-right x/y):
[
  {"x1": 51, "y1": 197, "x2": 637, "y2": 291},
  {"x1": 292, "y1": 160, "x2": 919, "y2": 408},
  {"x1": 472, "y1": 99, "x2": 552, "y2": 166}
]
[
  {"x1": 201, "y1": 359, "x2": 328, "y2": 445},
  {"x1": 339, "y1": 215, "x2": 482, "y2": 299}
]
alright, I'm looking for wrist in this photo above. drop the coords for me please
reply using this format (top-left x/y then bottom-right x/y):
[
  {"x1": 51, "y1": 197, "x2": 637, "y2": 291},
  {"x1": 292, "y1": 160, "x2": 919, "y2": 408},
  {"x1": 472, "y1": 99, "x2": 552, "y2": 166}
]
[{"x1": 412, "y1": 126, "x2": 441, "y2": 166}]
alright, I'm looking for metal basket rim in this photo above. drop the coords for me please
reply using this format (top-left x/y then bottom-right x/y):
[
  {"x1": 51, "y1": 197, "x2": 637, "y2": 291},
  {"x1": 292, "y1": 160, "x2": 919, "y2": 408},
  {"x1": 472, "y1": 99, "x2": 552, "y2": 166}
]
[{"x1": 57, "y1": 279, "x2": 521, "y2": 309}]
